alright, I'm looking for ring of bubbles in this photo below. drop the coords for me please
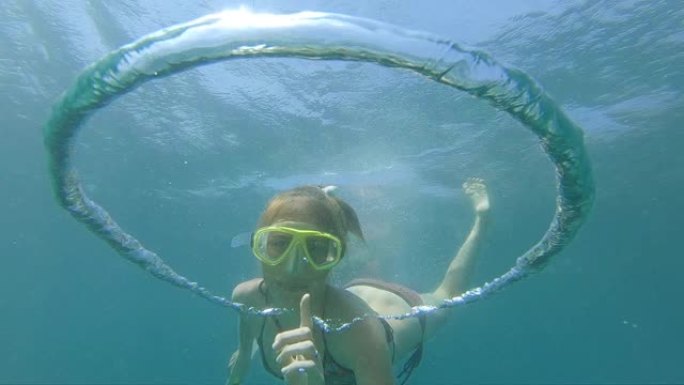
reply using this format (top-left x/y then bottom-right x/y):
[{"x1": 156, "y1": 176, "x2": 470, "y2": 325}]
[{"x1": 44, "y1": 10, "x2": 594, "y2": 332}]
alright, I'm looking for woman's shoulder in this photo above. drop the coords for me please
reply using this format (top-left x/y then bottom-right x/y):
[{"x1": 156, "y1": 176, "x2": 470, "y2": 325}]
[
  {"x1": 326, "y1": 285, "x2": 378, "y2": 321},
  {"x1": 232, "y1": 278, "x2": 265, "y2": 307}
]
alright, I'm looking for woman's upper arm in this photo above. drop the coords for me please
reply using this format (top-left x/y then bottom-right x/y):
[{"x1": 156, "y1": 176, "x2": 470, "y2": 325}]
[
  {"x1": 227, "y1": 281, "x2": 261, "y2": 384},
  {"x1": 231, "y1": 280, "x2": 260, "y2": 350},
  {"x1": 327, "y1": 289, "x2": 396, "y2": 385},
  {"x1": 346, "y1": 318, "x2": 396, "y2": 385}
]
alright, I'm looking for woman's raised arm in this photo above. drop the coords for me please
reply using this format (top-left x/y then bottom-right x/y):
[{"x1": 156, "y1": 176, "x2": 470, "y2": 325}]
[{"x1": 433, "y1": 178, "x2": 490, "y2": 300}]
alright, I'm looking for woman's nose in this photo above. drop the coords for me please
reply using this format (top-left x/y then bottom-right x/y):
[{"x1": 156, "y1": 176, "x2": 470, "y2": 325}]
[{"x1": 284, "y1": 244, "x2": 308, "y2": 273}]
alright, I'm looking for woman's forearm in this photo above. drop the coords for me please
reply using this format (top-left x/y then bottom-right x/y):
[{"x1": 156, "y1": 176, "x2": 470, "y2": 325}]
[{"x1": 226, "y1": 348, "x2": 251, "y2": 385}]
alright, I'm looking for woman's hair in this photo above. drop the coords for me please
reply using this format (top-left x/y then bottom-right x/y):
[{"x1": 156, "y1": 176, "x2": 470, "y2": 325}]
[{"x1": 257, "y1": 186, "x2": 364, "y2": 256}]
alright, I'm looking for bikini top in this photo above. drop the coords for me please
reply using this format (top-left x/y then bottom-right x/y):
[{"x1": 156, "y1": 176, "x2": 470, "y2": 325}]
[{"x1": 256, "y1": 279, "x2": 425, "y2": 385}]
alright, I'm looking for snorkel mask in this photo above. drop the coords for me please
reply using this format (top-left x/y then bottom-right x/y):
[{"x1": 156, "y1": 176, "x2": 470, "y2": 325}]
[{"x1": 252, "y1": 226, "x2": 343, "y2": 270}]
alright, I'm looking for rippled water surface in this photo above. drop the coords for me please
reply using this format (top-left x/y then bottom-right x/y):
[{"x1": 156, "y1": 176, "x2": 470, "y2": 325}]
[{"x1": 2, "y1": 1, "x2": 682, "y2": 384}]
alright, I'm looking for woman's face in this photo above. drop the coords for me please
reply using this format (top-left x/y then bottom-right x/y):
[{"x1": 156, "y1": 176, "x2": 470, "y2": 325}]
[{"x1": 260, "y1": 198, "x2": 336, "y2": 292}]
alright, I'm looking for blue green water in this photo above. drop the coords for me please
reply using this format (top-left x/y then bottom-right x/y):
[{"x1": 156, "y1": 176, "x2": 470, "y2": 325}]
[{"x1": 2, "y1": 0, "x2": 683, "y2": 384}]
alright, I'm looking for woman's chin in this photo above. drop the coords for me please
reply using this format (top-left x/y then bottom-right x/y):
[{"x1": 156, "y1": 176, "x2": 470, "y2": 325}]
[
  {"x1": 275, "y1": 280, "x2": 310, "y2": 292},
  {"x1": 262, "y1": 272, "x2": 327, "y2": 294}
]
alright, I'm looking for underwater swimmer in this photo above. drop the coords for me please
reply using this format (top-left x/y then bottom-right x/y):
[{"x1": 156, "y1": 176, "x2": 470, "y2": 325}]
[{"x1": 227, "y1": 178, "x2": 490, "y2": 385}]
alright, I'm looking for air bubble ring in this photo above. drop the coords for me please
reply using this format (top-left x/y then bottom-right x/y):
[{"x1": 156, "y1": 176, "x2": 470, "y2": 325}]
[{"x1": 44, "y1": 11, "x2": 594, "y2": 332}]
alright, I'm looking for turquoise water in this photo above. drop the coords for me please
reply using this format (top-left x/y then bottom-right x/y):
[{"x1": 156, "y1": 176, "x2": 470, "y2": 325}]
[{"x1": 2, "y1": 0, "x2": 682, "y2": 384}]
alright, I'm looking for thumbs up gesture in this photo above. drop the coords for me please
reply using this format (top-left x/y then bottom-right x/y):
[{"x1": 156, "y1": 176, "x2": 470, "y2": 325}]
[{"x1": 273, "y1": 294, "x2": 325, "y2": 385}]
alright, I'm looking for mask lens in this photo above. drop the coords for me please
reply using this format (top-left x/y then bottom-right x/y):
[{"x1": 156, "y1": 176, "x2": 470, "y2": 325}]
[
  {"x1": 305, "y1": 235, "x2": 341, "y2": 267},
  {"x1": 255, "y1": 230, "x2": 293, "y2": 262}
]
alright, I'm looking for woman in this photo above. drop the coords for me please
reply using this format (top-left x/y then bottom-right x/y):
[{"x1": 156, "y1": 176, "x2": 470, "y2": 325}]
[{"x1": 227, "y1": 179, "x2": 490, "y2": 385}]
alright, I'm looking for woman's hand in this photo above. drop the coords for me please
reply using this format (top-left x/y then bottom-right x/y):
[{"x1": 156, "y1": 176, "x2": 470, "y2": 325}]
[{"x1": 273, "y1": 294, "x2": 325, "y2": 385}]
